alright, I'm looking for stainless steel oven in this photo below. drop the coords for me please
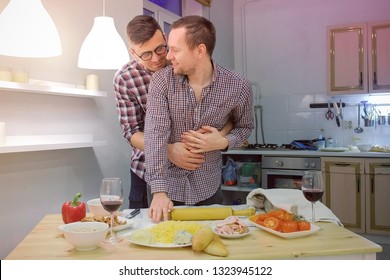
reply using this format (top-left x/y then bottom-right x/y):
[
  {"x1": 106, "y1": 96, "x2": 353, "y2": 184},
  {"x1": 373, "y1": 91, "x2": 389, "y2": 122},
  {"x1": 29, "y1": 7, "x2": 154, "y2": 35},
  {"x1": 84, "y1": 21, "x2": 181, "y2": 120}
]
[{"x1": 262, "y1": 156, "x2": 321, "y2": 189}]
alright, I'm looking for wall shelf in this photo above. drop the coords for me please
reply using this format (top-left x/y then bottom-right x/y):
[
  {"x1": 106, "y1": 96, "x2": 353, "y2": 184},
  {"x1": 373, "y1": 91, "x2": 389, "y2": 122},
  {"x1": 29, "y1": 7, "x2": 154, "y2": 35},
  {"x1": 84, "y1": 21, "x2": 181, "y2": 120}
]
[
  {"x1": 0, "y1": 134, "x2": 107, "y2": 154},
  {"x1": 0, "y1": 80, "x2": 107, "y2": 98}
]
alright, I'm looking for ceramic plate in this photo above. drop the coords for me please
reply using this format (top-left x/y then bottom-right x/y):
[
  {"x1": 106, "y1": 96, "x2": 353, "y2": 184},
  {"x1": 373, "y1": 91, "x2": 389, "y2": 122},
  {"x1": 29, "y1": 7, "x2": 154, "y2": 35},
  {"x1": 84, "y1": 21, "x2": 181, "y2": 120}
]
[
  {"x1": 212, "y1": 226, "x2": 251, "y2": 239},
  {"x1": 112, "y1": 217, "x2": 135, "y2": 232},
  {"x1": 249, "y1": 221, "x2": 321, "y2": 239},
  {"x1": 126, "y1": 224, "x2": 193, "y2": 248}
]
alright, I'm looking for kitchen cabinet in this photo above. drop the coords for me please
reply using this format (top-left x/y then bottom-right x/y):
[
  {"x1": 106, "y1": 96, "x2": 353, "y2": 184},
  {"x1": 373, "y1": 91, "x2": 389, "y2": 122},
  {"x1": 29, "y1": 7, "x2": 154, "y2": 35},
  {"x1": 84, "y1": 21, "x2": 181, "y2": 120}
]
[
  {"x1": 365, "y1": 159, "x2": 390, "y2": 235},
  {"x1": 0, "y1": 80, "x2": 107, "y2": 153},
  {"x1": 368, "y1": 21, "x2": 390, "y2": 93},
  {"x1": 321, "y1": 157, "x2": 366, "y2": 233},
  {"x1": 322, "y1": 157, "x2": 390, "y2": 235},
  {"x1": 327, "y1": 20, "x2": 390, "y2": 95},
  {"x1": 327, "y1": 23, "x2": 367, "y2": 94}
]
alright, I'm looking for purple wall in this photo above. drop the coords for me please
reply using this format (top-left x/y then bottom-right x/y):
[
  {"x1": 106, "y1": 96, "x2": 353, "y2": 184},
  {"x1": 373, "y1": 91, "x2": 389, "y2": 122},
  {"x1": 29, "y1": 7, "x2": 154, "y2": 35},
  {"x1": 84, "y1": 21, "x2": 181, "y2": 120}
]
[{"x1": 148, "y1": 0, "x2": 182, "y2": 16}]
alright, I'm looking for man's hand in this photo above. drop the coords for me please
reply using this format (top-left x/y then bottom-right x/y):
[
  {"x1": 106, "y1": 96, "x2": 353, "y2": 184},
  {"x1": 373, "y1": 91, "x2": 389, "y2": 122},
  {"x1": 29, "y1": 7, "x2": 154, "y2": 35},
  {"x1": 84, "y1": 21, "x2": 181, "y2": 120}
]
[
  {"x1": 181, "y1": 125, "x2": 229, "y2": 153},
  {"x1": 148, "y1": 192, "x2": 173, "y2": 223},
  {"x1": 167, "y1": 142, "x2": 205, "y2": 170}
]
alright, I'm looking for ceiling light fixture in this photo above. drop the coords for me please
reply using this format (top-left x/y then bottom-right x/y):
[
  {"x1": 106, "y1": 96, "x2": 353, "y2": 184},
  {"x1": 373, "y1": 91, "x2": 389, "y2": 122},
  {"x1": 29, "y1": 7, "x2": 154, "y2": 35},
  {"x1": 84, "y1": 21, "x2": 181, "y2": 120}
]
[
  {"x1": 78, "y1": 0, "x2": 129, "y2": 70},
  {"x1": 0, "y1": 0, "x2": 62, "y2": 57}
]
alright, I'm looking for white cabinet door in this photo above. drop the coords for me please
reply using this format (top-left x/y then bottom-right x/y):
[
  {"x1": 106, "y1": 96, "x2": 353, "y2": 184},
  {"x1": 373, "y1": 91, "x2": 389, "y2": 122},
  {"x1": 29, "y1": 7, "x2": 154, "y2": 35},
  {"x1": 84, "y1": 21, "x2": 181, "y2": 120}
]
[
  {"x1": 328, "y1": 20, "x2": 390, "y2": 95},
  {"x1": 322, "y1": 157, "x2": 365, "y2": 233},
  {"x1": 327, "y1": 24, "x2": 367, "y2": 94},
  {"x1": 368, "y1": 21, "x2": 390, "y2": 93},
  {"x1": 365, "y1": 159, "x2": 390, "y2": 235}
]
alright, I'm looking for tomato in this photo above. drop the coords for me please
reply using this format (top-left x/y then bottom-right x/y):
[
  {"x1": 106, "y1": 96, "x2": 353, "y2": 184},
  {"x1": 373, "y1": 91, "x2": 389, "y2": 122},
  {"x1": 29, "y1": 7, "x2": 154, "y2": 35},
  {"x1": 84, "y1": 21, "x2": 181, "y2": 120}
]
[
  {"x1": 298, "y1": 221, "x2": 311, "y2": 231},
  {"x1": 256, "y1": 220, "x2": 265, "y2": 227},
  {"x1": 281, "y1": 221, "x2": 299, "y2": 233},
  {"x1": 263, "y1": 217, "x2": 283, "y2": 232},
  {"x1": 268, "y1": 209, "x2": 284, "y2": 218},
  {"x1": 280, "y1": 211, "x2": 294, "y2": 222},
  {"x1": 250, "y1": 213, "x2": 269, "y2": 223},
  {"x1": 268, "y1": 209, "x2": 294, "y2": 222}
]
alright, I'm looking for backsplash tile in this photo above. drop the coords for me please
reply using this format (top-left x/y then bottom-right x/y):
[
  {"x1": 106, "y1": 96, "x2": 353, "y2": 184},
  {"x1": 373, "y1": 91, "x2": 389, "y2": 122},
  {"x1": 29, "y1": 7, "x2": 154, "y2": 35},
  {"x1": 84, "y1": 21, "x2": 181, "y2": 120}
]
[
  {"x1": 287, "y1": 112, "x2": 316, "y2": 130},
  {"x1": 259, "y1": 95, "x2": 288, "y2": 112},
  {"x1": 250, "y1": 93, "x2": 390, "y2": 147}
]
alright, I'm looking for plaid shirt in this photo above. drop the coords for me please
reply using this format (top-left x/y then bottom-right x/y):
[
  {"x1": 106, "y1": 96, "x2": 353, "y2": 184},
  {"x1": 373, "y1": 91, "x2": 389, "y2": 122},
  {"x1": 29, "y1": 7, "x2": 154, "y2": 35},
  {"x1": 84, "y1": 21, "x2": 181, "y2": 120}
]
[
  {"x1": 145, "y1": 62, "x2": 254, "y2": 204},
  {"x1": 113, "y1": 60, "x2": 152, "y2": 180}
]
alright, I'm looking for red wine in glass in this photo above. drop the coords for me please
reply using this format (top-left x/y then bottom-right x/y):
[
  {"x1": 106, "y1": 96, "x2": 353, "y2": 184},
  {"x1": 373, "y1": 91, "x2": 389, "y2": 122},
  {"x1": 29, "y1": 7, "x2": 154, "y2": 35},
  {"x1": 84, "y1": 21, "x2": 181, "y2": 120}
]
[
  {"x1": 301, "y1": 171, "x2": 325, "y2": 223},
  {"x1": 100, "y1": 178, "x2": 123, "y2": 244},
  {"x1": 303, "y1": 189, "x2": 324, "y2": 203},
  {"x1": 101, "y1": 200, "x2": 122, "y2": 213}
]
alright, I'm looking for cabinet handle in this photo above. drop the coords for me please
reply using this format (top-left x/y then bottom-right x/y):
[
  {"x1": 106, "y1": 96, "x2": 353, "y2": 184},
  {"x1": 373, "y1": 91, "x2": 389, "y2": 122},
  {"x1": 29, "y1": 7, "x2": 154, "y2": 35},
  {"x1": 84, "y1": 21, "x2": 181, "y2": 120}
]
[
  {"x1": 371, "y1": 175, "x2": 374, "y2": 194},
  {"x1": 334, "y1": 162, "x2": 351, "y2": 166},
  {"x1": 359, "y1": 72, "x2": 363, "y2": 87},
  {"x1": 356, "y1": 174, "x2": 360, "y2": 193},
  {"x1": 373, "y1": 71, "x2": 377, "y2": 86}
]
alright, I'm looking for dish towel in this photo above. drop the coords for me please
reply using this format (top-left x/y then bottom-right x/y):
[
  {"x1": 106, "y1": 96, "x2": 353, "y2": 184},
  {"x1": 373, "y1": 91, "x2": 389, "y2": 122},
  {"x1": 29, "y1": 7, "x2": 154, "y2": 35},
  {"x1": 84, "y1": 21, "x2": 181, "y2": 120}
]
[{"x1": 246, "y1": 188, "x2": 342, "y2": 226}]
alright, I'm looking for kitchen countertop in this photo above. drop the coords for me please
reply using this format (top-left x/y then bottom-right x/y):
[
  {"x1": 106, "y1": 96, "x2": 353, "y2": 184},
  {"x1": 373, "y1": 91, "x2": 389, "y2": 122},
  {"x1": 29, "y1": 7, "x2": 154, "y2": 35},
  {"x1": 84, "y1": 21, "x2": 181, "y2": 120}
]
[
  {"x1": 223, "y1": 148, "x2": 390, "y2": 158},
  {"x1": 6, "y1": 213, "x2": 382, "y2": 260}
]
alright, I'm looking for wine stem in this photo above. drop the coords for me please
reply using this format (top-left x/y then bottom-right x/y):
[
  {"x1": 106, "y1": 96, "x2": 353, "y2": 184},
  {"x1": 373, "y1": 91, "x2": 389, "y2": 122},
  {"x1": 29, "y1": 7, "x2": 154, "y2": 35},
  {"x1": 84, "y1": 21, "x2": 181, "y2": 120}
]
[
  {"x1": 110, "y1": 213, "x2": 114, "y2": 239},
  {"x1": 312, "y1": 202, "x2": 315, "y2": 223}
]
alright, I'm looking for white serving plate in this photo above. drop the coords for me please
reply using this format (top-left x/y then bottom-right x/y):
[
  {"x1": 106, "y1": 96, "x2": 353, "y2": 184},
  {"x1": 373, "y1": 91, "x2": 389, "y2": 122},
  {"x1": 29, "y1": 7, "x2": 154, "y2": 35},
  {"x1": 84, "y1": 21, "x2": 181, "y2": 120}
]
[
  {"x1": 112, "y1": 216, "x2": 135, "y2": 232},
  {"x1": 249, "y1": 221, "x2": 321, "y2": 239},
  {"x1": 212, "y1": 226, "x2": 251, "y2": 239},
  {"x1": 126, "y1": 223, "x2": 194, "y2": 248}
]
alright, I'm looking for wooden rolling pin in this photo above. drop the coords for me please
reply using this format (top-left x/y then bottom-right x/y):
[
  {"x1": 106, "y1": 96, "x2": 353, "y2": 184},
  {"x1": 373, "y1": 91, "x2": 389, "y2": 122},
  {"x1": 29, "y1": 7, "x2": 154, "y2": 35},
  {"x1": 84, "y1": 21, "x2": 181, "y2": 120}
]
[{"x1": 170, "y1": 206, "x2": 256, "y2": 221}]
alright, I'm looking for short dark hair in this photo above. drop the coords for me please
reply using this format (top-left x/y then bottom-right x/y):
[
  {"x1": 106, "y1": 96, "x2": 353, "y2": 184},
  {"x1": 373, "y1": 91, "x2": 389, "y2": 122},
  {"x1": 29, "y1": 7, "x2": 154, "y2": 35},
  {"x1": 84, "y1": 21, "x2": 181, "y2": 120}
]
[
  {"x1": 126, "y1": 15, "x2": 163, "y2": 46},
  {"x1": 171, "y1": 15, "x2": 216, "y2": 56}
]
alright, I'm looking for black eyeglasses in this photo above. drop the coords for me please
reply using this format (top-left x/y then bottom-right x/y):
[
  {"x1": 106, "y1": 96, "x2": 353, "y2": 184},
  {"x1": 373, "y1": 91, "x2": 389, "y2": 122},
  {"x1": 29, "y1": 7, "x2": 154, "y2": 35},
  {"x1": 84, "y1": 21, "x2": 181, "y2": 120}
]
[{"x1": 132, "y1": 45, "x2": 168, "y2": 61}]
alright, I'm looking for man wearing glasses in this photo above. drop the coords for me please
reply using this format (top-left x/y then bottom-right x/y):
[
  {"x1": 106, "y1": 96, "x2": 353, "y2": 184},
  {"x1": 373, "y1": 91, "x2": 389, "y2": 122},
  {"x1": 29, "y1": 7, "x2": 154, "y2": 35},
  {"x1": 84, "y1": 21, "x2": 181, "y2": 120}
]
[{"x1": 113, "y1": 16, "x2": 231, "y2": 209}]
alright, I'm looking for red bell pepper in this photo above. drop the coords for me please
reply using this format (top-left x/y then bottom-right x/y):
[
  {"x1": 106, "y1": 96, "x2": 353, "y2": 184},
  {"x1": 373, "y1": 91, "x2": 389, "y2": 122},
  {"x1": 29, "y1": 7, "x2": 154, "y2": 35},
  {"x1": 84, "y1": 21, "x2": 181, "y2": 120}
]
[{"x1": 61, "y1": 193, "x2": 86, "y2": 224}]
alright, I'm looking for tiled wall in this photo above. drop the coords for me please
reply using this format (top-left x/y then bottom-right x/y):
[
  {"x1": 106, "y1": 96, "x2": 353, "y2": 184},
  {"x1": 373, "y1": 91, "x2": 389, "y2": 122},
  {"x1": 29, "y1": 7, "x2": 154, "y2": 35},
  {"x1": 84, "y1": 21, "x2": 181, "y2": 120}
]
[{"x1": 250, "y1": 93, "x2": 390, "y2": 147}]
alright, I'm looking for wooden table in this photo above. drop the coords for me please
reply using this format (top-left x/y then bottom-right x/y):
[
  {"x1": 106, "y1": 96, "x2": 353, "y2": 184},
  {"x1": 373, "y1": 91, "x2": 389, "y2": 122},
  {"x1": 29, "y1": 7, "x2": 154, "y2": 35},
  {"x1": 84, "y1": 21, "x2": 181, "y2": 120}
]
[{"x1": 6, "y1": 214, "x2": 382, "y2": 260}]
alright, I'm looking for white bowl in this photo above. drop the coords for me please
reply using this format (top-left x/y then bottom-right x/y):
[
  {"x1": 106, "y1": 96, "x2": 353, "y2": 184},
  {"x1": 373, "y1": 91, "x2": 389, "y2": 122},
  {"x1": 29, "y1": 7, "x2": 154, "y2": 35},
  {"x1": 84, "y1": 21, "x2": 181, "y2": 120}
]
[
  {"x1": 59, "y1": 222, "x2": 108, "y2": 251},
  {"x1": 87, "y1": 198, "x2": 111, "y2": 216},
  {"x1": 357, "y1": 144, "x2": 372, "y2": 152}
]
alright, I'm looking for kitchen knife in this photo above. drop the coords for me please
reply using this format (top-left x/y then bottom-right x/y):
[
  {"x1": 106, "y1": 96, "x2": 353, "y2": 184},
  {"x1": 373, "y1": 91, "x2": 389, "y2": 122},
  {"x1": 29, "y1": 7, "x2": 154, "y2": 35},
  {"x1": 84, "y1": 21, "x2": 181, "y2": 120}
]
[
  {"x1": 339, "y1": 99, "x2": 343, "y2": 120},
  {"x1": 170, "y1": 206, "x2": 256, "y2": 221},
  {"x1": 333, "y1": 100, "x2": 341, "y2": 127}
]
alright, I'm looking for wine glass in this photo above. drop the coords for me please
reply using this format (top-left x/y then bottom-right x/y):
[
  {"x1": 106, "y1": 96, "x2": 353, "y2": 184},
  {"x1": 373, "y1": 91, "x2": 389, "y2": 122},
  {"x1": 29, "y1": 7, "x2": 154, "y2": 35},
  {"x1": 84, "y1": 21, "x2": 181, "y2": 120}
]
[
  {"x1": 100, "y1": 177, "x2": 124, "y2": 244},
  {"x1": 301, "y1": 170, "x2": 324, "y2": 223}
]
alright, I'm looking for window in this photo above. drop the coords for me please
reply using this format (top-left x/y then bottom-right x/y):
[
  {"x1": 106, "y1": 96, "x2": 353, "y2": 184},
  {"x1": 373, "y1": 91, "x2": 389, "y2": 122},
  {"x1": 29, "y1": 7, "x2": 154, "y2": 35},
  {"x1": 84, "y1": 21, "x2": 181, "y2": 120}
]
[{"x1": 144, "y1": 0, "x2": 181, "y2": 37}]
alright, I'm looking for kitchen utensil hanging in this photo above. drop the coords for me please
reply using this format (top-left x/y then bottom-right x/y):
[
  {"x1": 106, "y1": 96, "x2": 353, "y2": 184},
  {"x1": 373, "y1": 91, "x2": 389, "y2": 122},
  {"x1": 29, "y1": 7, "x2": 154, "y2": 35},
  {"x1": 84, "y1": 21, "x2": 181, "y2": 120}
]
[
  {"x1": 354, "y1": 103, "x2": 363, "y2": 133},
  {"x1": 332, "y1": 99, "x2": 341, "y2": 127},
  {"x1": 325, "y1": 101, "x2": 334, "y2": 120},
  {"x1": 339, "y1": 99, "x2": 343, "y2": 120}
]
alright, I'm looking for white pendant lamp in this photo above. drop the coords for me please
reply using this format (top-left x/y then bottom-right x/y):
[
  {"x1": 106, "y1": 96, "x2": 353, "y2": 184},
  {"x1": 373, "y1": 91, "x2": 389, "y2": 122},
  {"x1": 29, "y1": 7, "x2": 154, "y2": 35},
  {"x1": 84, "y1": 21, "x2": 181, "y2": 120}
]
[
  {"x1": 78, "y1": 0, "x2": 129, "y2": 69},
  {"x1": 0, "y1": 0, "x2": 62, "y2": 57}
]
